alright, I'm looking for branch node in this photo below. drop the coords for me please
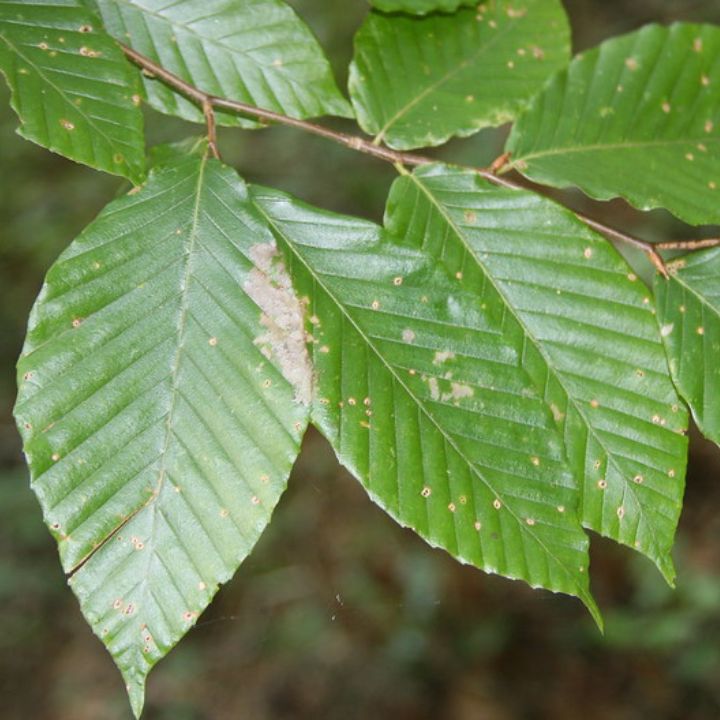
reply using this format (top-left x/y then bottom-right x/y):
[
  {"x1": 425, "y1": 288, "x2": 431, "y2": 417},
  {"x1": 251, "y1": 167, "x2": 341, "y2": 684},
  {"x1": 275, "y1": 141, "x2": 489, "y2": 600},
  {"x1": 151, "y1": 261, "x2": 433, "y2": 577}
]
[
  {"x1": 203, "y1": 99, "x2": 220, "y2": 160},
  {"x1": 489, "y1": 152, "x2": 511, "y2": 175}
]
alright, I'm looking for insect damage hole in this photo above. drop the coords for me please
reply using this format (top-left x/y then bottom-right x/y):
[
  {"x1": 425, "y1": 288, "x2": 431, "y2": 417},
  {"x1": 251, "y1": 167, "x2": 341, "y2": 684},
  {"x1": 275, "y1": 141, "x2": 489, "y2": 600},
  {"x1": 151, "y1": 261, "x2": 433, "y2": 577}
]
[{"x1": 244, "y1": 243, "x2": 313, "y2": 405}]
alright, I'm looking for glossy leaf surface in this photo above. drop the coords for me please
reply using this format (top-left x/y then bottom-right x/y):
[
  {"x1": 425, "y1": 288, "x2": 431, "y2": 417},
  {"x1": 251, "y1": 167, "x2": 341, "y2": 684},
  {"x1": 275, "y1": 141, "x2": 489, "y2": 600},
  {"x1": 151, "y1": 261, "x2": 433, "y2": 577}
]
[
  {"x1": 387, "y1": 165, "x2": 688, "y2": 582},
  {"x1": 252, "y1": 185, "x2": 598, "y2": 622},
  {"x1": 96, "y1": 0, "x2": 352, "y2": 127},
  {"x1": 14, "y1": 154, "x2": 310, "y2": 716},
  {"x1": 349, "y1": 0, "x2": 570, "y2": 150},
  {"x1": 0, "y1": 0, "x2": 145, "y2": 181},
  {"x1": 507, "y1": 23, "x2": 720, "y2": 225},
  {"x1": 655, "y1": 248, "x2": 720, "y2": 446}
]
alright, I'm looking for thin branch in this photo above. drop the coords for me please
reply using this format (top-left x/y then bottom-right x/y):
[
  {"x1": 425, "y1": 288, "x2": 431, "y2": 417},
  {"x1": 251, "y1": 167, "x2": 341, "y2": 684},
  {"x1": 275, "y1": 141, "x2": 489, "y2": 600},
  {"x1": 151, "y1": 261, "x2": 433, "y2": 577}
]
[
  {"x1": 655, "y1": 238, "x2": 720, "y2": 251},
  {"x1": 574, "y1": 213, "x2": 668, "y2": 277},
  {"x1": 122, "y1": 43, "x2": 672, "y2": 275}
]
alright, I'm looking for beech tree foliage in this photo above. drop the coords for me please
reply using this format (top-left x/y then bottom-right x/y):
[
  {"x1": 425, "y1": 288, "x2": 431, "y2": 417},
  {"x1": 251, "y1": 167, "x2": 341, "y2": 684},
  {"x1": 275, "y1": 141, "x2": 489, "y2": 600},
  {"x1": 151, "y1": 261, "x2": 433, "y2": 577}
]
[{"x1": 2, "y1": 0, "x2": 719, "y2": 715}]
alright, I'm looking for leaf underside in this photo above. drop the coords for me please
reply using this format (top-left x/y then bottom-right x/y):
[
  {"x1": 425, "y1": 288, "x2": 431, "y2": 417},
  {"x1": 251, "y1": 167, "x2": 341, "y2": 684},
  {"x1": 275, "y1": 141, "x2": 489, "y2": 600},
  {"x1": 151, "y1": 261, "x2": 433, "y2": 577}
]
[
  {"x1": 508, "y1": 23, "x2": 720, "y2": 225},
  {"x1": 370, "y1": 0, "x2": 476, "y2": 15},
  {"x1": 252, "y1": 184, "x2": 599, "y2": 623},
  {"x1": 385, "y1": 165, "x2": 688, "y2": 582},
  {"x1": 655, "y1": 248, "x2": 720, "y2": 447},
  {"x1": 349, "y1": 0, "x2": 570, "y2": 150},
  {"x1": 14, "y1": 154, "x2": 310, "y2": 717},
  {"x1": 95, "y1": 0, "x2": 353, "y2": 128},
  {"x1": 0, "y1": 0, "x2": 145, "y2": 181}
]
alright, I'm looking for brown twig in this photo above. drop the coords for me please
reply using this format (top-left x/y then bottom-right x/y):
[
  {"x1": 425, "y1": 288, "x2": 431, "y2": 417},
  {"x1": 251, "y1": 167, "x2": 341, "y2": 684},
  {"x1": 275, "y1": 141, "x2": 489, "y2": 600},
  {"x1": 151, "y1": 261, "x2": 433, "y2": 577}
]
[
  {"x1": 655, "y1": 238, "x2": 720, "y2": 251},
  {"x1": 202, "y1": 99, "x2": 220, "y2": 159},
  {"x1": 122, "y1": 44, "x2": 679, "y2": 276}
]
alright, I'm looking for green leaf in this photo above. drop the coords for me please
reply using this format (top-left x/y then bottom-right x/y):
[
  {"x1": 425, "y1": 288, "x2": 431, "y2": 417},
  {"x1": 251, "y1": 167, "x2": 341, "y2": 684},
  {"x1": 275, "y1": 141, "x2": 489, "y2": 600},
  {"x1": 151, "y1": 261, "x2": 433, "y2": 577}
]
[
  {"x1": 507, "y1": 23, "x2": 720, "y2": 225},
  {"x1": 95, "y1": 0, "x2": 353, "y2": 128},
  {"x1": 14, "y1": 154, "x2": 310, "y2": 717},
  {"x1": 655, "y1": 249, "x2": 720, "y2": 447},
  {"x1": 252, "y1": 185, "x2": 599, "y2": 623},
  {"x1": 370, "y1": 0, "x2": 475, "y2": 15},
  {"x1": 0, "y1": 0, "x2": 145, "y2": 182},
  {"x1": 349, "y1": 0, "x2": 570, "y2": 150},
  {"x1": 385, "y1": 164, "x2": 688, "y2": 582}
]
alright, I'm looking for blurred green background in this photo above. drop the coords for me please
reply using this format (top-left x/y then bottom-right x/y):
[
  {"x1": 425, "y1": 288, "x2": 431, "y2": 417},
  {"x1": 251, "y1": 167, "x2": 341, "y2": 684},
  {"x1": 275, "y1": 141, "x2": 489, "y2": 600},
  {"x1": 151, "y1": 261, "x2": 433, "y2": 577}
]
[{"x1": 2, "y1": 1, "x2": 720, "y2": 718}]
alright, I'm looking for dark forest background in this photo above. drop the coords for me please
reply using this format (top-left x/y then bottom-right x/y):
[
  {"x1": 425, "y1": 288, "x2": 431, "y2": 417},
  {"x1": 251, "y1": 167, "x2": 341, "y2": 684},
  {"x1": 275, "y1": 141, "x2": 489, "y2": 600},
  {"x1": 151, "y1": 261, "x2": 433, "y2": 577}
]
[{"x1": 1, "y1": 1, "x2": 719, "y2": 718}]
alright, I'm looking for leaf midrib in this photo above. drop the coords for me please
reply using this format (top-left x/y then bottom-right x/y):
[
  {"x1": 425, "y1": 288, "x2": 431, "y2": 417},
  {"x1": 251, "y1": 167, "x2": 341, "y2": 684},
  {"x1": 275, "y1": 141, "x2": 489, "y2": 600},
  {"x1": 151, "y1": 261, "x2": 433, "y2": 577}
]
[
  {"x1": 254, "y1": 196, "x2": 592, "y2": 604},
  {"x1": 67, "y1": 154, "x2": 209, "y2": 577}
]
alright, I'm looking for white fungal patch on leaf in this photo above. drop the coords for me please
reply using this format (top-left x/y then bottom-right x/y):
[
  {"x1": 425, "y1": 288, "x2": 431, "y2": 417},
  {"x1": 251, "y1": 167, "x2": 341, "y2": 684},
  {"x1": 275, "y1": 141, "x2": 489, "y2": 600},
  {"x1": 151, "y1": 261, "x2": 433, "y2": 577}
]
[
  {"x1": 433, "y1": 350, "x2": 455, "y2": 365},
  {"x1": 446, "y1": 382, "x2": 473, "y2": 402},
  {"x1": 244, "y1": 243, "x2": 313, "y2": 405}
]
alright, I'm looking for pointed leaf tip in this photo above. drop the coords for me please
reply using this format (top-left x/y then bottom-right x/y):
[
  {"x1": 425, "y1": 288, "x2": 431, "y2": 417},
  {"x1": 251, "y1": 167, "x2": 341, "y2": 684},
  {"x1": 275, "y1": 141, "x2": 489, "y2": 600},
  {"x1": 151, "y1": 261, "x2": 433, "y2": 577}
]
[
  {"x1": 386, "y1": 164, "x2": 688, "y2": 580},
  {"x1": 252, "y1": 184, "x2": 595, "y2": 609},
  {"x1": 15, "y1": 154, "x2": 309, "y2": 713}
]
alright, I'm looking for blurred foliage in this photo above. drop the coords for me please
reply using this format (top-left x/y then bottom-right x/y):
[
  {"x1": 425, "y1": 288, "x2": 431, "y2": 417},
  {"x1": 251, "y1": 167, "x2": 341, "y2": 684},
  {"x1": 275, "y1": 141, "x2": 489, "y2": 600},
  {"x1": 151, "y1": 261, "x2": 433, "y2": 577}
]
[{"x1": 1, "y1": 1, "x2": 719, "y2": 718}]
